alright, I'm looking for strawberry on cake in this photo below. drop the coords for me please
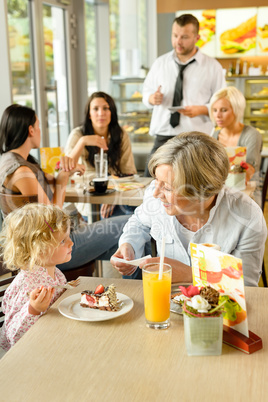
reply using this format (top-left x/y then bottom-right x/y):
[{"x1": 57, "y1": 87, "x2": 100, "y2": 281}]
[{"x1": 80, "y1": 284, "x2": 120, "y2": 311}]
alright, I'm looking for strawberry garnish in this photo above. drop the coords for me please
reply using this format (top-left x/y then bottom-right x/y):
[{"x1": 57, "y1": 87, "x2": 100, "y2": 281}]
[
  {"x1": 94, "y1": 284, "x2": 105, "y2": 294},
  {"x1": 85, "y1": 295, "x2": 95, "y2": 306}
]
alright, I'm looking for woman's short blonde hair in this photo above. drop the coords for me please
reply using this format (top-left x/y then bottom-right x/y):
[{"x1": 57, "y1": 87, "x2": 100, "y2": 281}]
[
  {"x1": 0, "y1": 203, "x2": 70, "y2": 271},
  {"x1": 209, "y1": 86, "x2": 246, "y2": 124},
  {"x1": 148, "y1": 132, "x2": 229, "y2": 199}
]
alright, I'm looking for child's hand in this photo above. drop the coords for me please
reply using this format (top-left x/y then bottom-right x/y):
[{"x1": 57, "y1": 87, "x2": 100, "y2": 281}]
[{"x1": 29, "y1": 286, "x2": 55, "y2": 315}]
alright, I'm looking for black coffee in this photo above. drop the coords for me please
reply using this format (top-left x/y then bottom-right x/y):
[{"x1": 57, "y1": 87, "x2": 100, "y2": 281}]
[{"x1": 93, "y1": 178, "x2": 108, "y2": 194}]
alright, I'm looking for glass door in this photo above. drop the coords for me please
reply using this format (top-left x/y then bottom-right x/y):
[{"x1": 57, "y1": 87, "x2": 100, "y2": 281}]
[
  {"x1": 7, "y1": 0, "x2": 36, "y2": 109},
  {"x1": 7, "y1": 0, "x2": 71, "y2": 149},
  {"x1": 42, "y1": 3, "x2": 70, "y2": 148}
]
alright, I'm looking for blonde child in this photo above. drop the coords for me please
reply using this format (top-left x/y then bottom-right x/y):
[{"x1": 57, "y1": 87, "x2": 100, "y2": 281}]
[{"x1": 0, "y1": 203, "x2": 73, "y2": 351}]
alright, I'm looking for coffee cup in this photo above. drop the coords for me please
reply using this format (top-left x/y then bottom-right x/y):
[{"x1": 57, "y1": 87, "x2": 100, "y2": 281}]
[
  {"x1": 200, "y1": 243, "x2": 221, "y2": 251},
  {"x1": 90, "y1": 178, "x2": 108, "y2": 194}
]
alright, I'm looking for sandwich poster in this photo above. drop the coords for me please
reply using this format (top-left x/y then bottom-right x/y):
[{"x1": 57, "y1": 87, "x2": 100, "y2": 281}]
[
  {"x1": 257, "y1": 7, "x2": 268, "y2": 54},
  {"x1": 216, "y1": 8, "x2": 257, "y2": 58},
  {"x1": 175, "y1": 9, "x2": 216, "y2": 57},
  {"x1": 190, "y1": 243, "x2": 249, "y2": 337}
]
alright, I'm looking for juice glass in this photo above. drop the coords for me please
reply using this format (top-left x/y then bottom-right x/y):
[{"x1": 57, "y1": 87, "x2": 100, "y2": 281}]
[{"x1": 142, "y1": 263, "x2": 172, "y2": 329}]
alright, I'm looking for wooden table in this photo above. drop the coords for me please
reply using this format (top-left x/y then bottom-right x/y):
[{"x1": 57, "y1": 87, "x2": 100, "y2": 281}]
[
  {"x1": 0, "y1": 277, "x2": 267, "y2": 402},
  {"x1": 65, "y1": 177, "x2": 153, "y2": 207},
  {"x1": 65, "y1": 177, "x2": 256, "y2": 206}
]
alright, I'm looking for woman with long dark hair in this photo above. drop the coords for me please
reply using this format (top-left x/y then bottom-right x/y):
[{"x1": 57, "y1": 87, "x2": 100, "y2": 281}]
[
  {"x1": 0, "y1": 104, "x2": 130, "y2": 273},
  {"x1": 65, "y1": 92, "x2": 137, "y2": 218}
]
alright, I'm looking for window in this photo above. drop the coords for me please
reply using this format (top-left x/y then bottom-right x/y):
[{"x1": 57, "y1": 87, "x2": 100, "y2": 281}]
[
  {"x1": 109, "y1": 0, "x2": 148, "y2": 77},
  {"x1": 7, "y1": 0, "x2": 36, "y2": 108},
  {"x1": 85, "y1": 1, "x2": 98, "y2": 94}
]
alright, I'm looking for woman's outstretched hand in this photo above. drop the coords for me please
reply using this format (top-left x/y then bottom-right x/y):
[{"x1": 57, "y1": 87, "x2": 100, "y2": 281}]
[
  {"x1": 110, "y1": 243, "x2": 137, "y2": 276},
  {"x1": 58, "y1": 156, "x2": 86, "y2": 176}
]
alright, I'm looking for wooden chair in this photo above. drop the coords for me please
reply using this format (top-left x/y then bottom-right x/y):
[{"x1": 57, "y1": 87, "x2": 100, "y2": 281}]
[
  {"x1": 0, "y1": 192, "x2": 38, "y2": 218},
  {"x1": 0, "y1": 192, "x2": 95, "y2": 280},
  {"x1": 0, "y1": 273, "x2": 17, "y2": 327}
]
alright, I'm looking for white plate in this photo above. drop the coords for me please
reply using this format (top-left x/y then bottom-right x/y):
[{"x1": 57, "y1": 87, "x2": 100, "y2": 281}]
[
  {"x1": 58, "y1": 292, "x2": 134, "y2": 322},
  {"x1": 109, "y1": 175, "x2": 136, "y2": 183},
  {"x1": 168, "y1": 106, "x2": 185, "y2": 112},
  {"x1": 170, "y1": 299, "x2": 183, "y2": 315}
]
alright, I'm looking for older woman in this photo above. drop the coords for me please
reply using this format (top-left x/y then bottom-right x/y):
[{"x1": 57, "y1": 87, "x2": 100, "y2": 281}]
[
  {"x1": 110, "y1": 132, "x2": 266, "y2": 286},
  {"x1": 209, "y1": 86, "x2": 262, "y2": 182}
]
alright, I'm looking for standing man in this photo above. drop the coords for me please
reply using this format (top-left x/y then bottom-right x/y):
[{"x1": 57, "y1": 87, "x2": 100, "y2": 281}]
[{"x1": 143, "y1": 14, "x2": 226, "y2": 176}]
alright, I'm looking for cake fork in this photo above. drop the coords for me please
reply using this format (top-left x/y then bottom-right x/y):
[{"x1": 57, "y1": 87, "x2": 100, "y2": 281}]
[
  {"x1": 27, "y1": 279, "x2": 81, "y2": 296},
  {"x1": 54, "y1": 278, "x2": 81, "y2": 289}
]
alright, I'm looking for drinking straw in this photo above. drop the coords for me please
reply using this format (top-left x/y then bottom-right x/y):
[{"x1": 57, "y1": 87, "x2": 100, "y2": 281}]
[
  {"x1": 158, "y1": 236, "x2": 166, "y2": 280},
  {"x1": 100, "y1": 142, "x2": 104, "y2": 178}
]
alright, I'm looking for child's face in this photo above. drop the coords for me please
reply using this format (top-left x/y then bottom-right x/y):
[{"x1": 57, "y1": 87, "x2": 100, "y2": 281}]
[{"x1": 45, "y1": 229, "x2": 73, "y2": 267}]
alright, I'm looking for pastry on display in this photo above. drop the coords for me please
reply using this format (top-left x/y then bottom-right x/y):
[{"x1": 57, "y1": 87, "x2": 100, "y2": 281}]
[
  {"x1": 122, "y1": 124, "x2": 134, "y2": 133},
  {"x1": 134, "y1": 127, "x2": 149, "y2": 134},
  {"x1": 257, "y1": 87, "x2": 268, "y2": 96},
  {"x1": 131, "y1": 91, "x2": 142, "y2": 98}
]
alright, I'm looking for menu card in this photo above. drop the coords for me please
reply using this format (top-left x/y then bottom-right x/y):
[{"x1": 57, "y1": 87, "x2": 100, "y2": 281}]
[
  {"x1": 190, "y1": 243, "x2": 249, "y2": 337},
  {"x1": 40, "y1": 147, "x2": 64, "y2": 175},
  {"x1": 225, "y1": 146, "x2": 247, "y2": 166}
]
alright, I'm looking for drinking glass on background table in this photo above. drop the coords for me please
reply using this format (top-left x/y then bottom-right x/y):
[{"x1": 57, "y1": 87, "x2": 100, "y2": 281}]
[
  {"x1": 92, "y1": 153, "x2": 108, "y2": 194},
  {"x1": 94, "y1": 153, "x2": 108, "y2": 178},
  {"x1": 142, "y1": 263, "x2": 172, "y2": 329}
]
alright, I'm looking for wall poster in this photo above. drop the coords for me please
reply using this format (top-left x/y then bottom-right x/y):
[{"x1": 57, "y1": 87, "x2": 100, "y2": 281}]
[{"x1": 176, "y1": 7, "x2": 268, "y2": 58}]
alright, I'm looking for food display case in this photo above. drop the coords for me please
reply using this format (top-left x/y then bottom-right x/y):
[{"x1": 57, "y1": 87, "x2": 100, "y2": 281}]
[
  {"x1": 110, "y1": 77, "x2": 153, "y2": 171},
  {"x1": 226, "y1": 76, "x2": 268, "y2": 148}
]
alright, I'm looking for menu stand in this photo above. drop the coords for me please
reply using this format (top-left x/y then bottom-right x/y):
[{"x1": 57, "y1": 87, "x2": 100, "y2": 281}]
[{"x1": 223, "y1": 325, "x2": 263, "y2": 354}]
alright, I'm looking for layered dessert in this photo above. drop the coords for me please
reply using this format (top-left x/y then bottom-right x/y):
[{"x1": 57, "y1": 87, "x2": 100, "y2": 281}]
[
  {"x1": 225, "y1": 163, "x2": 246, "y2": 191},
  {"x1": 80, "y1": 284, "x2": 120, "y2": 311}
]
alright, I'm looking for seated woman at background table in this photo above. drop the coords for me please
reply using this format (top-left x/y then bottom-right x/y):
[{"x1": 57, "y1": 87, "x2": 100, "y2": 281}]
[
  {"x1": 209, "y1": 86, "x2": 262, "y2": 183},
  {"x1": 65, "y1": 91, "x2": 137, "y2": 219},
  {"x1": 110, "y1": 132, "x2": 267, "y2": 286},
  {"x1": 0, "y1": 104, "x2": 130, "y2": 272}
]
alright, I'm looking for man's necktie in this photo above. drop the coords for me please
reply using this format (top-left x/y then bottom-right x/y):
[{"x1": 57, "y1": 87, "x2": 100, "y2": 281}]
[{"x1": 170, "y1": 59, "x2": 195, "y2": 128}]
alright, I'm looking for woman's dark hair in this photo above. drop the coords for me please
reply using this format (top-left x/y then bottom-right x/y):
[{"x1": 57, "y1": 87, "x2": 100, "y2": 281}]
[
  {"x1": 82, "y1": 92, "x2": 123, "y2": 175},
  {"x1": 0, "y1": 104, "x2": 38, "y2": 164}
]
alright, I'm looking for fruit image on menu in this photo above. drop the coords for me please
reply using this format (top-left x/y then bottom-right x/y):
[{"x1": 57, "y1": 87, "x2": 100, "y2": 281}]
[
  {"x1": 190, "y1": 242, "x2": 249, "y2": 337},
  {"x1": 40, "y1": 147, "x2": 64, "y2": 175}
]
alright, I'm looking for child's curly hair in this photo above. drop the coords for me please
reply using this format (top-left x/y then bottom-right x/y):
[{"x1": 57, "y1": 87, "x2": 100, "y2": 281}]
[{"x1": 0, "y1": 203, "x2": 70, "y2": 271}]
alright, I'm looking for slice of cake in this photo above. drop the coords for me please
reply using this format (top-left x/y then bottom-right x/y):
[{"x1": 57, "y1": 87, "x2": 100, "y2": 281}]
[{"x1": 80, "y1": 284, "x2": 120, "y2": 311}]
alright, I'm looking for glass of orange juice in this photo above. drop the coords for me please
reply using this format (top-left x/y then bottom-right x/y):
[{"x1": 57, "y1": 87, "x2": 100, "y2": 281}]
[{"x1": 142, "y1": 263, "x2": 172, "y2": 329}]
